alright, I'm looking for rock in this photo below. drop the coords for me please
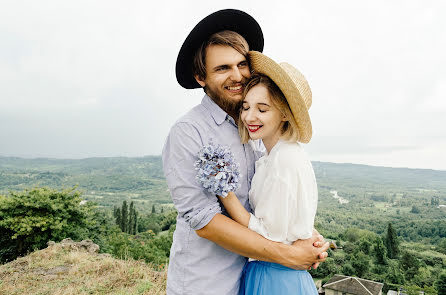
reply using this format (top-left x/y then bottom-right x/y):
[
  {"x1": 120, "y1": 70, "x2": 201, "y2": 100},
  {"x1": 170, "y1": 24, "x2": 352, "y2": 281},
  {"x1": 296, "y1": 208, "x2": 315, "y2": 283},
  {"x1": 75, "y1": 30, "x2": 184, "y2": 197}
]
[{"x1": 58, "y1": 238, "x2": 100, "y2": 254}]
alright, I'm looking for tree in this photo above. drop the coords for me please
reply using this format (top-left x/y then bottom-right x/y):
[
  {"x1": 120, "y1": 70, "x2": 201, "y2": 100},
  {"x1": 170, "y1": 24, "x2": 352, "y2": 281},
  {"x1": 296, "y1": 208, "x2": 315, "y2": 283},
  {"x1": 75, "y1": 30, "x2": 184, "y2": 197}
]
[
  {"x1": 152, "y1": 204, "x2": 156, "y2": 214},
  {"x1": 385, "y1": 223, "x2": 399, "y2": 259},
  {"x1": 358, "y1": 237, "x2": 372, "y2": 255},
  {"x1": 350, "y1": 251, "x2": 370, "y2": 277},
  {"x1": 115, "y1": 208, "x2": 121, "y2": 228},
  {"x1": 431, "y1": 196, "x2": 440, "y2": 206},
  {"x1": 341, "y1": 263, "x2": 355, "y2": 276},
  {"x1": 438, "y1": 238, "x2": 446, "y2": 255},
  {"x1": 413, "y1": 267, "x2": 433, "y2": 288},
  {"x1": 121, "y1": 201, "x2": 128, "y2": 233},
  {"x1": 113, "y1": 201, "x2": 138, "y2": 235},
  {"x1": 0, "y1": 187, "x2": 91, "y2": 262},
  {"x1": 437, "y1": 272, "x2": 446, "y2": 295},
  {"x1": 129, "y1": 201, "x2": 135, "y2": 235},
  {"x1": 132, "y1": 209, "x2": 138, "y2": 235},
  {"x1": 385, "y1": 261, "x2": 405, "y2": 285},
  {"x1": 373, "y1": 237, "x2": 387, "y2": 265},
  {"x1": 410, "y1": 205, "x2": 420, "y2": 214},
  {"x1": 400, "y1": 251, "x2": 420, "y2": 280}
]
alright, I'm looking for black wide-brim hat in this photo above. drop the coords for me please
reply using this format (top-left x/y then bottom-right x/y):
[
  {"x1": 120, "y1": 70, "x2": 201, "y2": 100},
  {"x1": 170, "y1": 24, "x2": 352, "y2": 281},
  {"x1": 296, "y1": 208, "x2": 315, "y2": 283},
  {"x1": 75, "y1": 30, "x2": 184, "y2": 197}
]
[{"x1": 176, "y1": 9, "x2": 264, "y2": 89}]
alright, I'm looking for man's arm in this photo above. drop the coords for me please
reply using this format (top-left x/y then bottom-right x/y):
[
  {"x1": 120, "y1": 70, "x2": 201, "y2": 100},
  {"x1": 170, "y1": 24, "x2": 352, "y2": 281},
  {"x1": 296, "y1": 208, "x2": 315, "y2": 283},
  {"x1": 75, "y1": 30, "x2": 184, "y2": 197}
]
[
  {"x1": 163, "y1": 122, "x2": 328, "y2": 269},
  {"x1": 196, "y1": 213, "x2": 329, "y2": 269}
]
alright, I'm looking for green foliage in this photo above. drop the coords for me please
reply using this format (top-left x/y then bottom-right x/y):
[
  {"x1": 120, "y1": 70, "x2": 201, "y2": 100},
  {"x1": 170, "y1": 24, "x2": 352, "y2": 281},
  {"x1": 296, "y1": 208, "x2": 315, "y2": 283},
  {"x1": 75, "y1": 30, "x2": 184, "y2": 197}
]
[
  {"x1": 341, "y1": 262, "x2": 355, "y2": 276},
  {"x1": 400, "y1": 251, "x2": 420, "y2": 281},
  {"x1": 413, "y1": 267, "x2": 434, "y2": 288},
  {"x1": 373, "y1": 237, "x2": 387, "y2": 265},
  {"x1": 358, "y1": 237, "x2": 372, "y2": 255},
  {"x1": 121, "y1": 201, "x2": 128, "y2": 233},
  {"x1": 310, "y1": 257, "x2": 338, "y2": 279},
  {"x1": 342, "y1": 228, "x2": 377, "y2": 243},
  {"x1": 350, "y1": 251, "x2": 370, "y2": 278},
  {"x1": 0, "y1": 187, "x2": 93, "y2": 262},
  {"x1": 431, "y1": 196, "x2": 440, "y2": 206},
  {"x1": 410, "y1": 205, "x2": 421, "y2": 214},
  {"x1": 437, "y1": 271, "x2": 446, "y2": 295},
  {"x1": 114, "y1": 201, "x2": 138, "y2": 235},
  {"x1": 0, "y1": 156, "x2": 171, "y2": 210},
  {"x1": 104, "y1": 228, "x2": 173, "y2": 266},
  {"x1": 137, "y1": 209, "x2": 177, "y2": 234},
  {"x1": 385, "y1": 260, "x2": 405, "y2": 285},
  {"x1": 438, "y1": 238, "x2": 446, "y2": 255},
  {"x1": 1, "y1": 156, "x2": 445, "y2": 290},
  {"x1": 385, "y1": 223, "x2": 399, "y2": 259}
]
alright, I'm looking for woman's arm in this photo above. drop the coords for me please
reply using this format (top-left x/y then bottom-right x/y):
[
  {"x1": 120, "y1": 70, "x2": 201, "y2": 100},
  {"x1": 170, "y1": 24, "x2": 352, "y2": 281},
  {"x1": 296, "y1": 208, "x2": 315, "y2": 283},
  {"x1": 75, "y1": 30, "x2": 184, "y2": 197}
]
[{"x1": 218, "y1": 192, "x2": 250, "y2": 227}]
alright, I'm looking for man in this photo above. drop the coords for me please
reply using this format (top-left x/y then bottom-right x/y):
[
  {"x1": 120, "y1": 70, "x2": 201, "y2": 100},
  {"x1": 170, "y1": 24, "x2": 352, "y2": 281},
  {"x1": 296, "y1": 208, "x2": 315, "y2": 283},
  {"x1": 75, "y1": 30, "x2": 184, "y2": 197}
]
[{"x1": 162, "y1": 9, "x2": 329, "y2": 295}]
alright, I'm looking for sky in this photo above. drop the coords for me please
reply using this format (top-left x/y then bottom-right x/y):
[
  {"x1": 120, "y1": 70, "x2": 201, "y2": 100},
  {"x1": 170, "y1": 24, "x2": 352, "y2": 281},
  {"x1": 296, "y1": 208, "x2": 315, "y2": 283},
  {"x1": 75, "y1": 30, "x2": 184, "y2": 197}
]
[{"x1": 1, "y1": 0, "x2": 445, "y2": 171}]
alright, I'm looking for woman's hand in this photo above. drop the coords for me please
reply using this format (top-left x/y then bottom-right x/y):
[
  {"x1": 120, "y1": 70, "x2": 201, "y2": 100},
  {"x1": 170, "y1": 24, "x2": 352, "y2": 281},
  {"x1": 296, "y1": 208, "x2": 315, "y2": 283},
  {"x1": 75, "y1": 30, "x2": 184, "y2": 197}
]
[
  {"x1": 218, "y1": 192, "x2": 250, "y2": 227},
  {"x1": 310, "y1": 228, "x2": 327, "y2": 269}
]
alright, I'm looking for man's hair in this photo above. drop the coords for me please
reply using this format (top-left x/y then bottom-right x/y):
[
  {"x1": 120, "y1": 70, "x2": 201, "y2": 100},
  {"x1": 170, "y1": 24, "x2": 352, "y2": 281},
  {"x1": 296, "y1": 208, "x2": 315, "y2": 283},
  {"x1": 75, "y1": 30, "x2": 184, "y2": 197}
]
[
  {"x1": 238, "y1": 74, "x2": 300, "y2": 144},
  {"x1": 193, "y1": 30, "x2": 250, "y2": 80}
]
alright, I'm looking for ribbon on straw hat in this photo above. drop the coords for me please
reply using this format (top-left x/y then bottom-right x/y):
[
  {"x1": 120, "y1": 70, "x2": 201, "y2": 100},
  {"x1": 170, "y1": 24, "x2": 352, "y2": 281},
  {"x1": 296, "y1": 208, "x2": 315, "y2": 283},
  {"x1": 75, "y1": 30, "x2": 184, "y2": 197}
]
[{"x1": 248, "y1": 51, "x2": 313, "y2": 143}]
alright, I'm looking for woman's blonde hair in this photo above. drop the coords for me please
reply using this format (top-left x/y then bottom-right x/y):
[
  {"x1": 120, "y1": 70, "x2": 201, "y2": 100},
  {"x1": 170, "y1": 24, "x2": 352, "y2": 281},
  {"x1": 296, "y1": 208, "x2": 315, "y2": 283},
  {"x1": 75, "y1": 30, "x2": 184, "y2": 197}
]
[{"x1": 238, "y1": 74, "x2": 300, "y2": 144}]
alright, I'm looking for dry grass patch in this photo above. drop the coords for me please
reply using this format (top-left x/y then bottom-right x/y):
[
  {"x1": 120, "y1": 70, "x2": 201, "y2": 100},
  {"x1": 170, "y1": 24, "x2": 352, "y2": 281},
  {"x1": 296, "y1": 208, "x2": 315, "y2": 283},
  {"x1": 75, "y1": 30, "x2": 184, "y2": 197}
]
[{"x1": 0, "y1": 243, "x2": 166, "y2": 295}]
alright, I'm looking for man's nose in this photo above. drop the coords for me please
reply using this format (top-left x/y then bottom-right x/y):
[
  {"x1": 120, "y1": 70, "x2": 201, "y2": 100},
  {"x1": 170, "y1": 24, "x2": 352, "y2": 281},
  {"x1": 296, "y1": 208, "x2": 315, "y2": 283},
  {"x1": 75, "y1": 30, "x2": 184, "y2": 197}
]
[{"x1": 230, "y1": 67, "x2": 242, "y2": 82}]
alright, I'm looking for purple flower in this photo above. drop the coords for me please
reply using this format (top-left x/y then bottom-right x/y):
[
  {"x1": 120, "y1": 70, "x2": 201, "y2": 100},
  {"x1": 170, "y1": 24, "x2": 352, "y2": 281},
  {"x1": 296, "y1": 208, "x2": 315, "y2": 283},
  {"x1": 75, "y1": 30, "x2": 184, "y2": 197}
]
[{"x1": 195, "y1": 140, "x2": 241, "y2": 197}]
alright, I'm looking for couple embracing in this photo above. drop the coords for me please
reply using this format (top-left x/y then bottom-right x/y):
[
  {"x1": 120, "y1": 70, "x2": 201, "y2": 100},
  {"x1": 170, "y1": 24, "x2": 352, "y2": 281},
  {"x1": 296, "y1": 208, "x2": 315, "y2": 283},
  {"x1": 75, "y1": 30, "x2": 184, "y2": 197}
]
[{"x1": 162, "y1": 9, "x2": 329, "y2": 295}]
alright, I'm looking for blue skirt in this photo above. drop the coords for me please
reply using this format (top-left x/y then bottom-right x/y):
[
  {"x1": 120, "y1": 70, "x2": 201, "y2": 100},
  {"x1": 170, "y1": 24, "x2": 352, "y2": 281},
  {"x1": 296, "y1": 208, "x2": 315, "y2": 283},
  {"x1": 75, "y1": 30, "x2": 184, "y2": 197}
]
[{"x1": 239, "y1": 261, "x2": 318, "y2": 295}]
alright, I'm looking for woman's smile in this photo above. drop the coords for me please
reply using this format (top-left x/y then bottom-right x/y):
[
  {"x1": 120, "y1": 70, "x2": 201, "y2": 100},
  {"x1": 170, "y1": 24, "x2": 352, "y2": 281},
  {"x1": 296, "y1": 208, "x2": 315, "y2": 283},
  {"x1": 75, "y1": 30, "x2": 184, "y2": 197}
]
[{"x1": 247, "y1": 125, "x2": 262, "y2": 132}]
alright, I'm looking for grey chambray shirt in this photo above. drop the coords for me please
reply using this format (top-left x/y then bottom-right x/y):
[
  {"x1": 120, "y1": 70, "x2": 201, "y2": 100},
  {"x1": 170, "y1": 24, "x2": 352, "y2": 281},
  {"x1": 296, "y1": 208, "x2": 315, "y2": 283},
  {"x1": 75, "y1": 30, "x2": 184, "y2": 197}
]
[{"x1": 162, "y1": 95, "x2": 262, "y2": 295}]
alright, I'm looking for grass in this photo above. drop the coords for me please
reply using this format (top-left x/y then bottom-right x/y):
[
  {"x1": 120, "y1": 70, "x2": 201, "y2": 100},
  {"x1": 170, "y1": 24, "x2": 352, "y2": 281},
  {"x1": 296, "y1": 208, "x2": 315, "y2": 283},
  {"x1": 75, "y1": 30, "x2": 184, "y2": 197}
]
[{"x1": 0, "y1": 243, "x2": 166, "y2": 295}]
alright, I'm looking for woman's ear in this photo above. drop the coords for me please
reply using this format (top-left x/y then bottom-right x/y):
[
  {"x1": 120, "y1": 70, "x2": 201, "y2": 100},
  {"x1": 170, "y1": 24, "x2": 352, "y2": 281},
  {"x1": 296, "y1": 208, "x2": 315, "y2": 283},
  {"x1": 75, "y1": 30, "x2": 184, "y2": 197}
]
[
  {"x1": 194, "y1": 75, "x2": 206, "y2": 88},
  {"x1": 281, "y1": 115, "x2": 288, "y2": 122}
]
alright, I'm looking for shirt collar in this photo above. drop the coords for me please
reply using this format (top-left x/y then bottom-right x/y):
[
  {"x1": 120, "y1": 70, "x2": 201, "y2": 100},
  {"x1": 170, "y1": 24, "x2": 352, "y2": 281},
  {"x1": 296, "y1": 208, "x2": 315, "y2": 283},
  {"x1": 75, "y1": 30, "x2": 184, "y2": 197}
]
[{"x1": 201, "y1": 95, "x2": 229, "y2": 126}]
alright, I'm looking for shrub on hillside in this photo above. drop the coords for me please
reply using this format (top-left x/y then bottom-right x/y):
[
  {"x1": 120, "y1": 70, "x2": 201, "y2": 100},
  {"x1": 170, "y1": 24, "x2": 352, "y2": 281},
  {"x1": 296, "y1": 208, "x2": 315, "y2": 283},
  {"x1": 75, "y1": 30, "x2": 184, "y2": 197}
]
[{"x1": 0, "y1": 187, "x2": 98, "y2": 262}]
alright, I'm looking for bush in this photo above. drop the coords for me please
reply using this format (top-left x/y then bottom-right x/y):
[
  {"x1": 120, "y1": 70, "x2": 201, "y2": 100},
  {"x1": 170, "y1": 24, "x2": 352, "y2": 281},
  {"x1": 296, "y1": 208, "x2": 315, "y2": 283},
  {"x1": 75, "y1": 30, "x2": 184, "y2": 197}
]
[{"x1": 0, "y1": 187, "x2": 98, "y2": 262}]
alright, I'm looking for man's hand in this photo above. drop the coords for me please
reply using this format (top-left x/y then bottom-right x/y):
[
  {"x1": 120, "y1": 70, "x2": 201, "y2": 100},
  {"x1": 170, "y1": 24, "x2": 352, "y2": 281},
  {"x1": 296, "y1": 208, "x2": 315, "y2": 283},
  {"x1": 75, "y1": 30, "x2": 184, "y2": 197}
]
[{"x1": 287, "y1": 230, "x2": 329, "y2": 270}]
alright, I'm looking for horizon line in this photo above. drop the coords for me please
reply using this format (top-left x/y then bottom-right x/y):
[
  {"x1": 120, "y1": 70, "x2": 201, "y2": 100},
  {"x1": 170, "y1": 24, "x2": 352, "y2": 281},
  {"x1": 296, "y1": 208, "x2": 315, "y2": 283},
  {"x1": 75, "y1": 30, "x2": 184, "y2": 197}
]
[{"x1": 1, "y1": 154, "x2": 445, "y2": 172}]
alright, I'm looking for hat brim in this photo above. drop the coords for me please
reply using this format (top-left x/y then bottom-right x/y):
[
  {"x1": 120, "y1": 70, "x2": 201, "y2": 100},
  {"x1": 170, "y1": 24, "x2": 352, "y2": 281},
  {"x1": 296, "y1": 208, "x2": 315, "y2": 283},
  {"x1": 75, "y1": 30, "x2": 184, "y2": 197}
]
[
  {"x1": 176, "y1": 9, "x2": 264, "y2": 89},
  {"x1": 248, "y1": 51, "x2": 313, "y2": 143}
]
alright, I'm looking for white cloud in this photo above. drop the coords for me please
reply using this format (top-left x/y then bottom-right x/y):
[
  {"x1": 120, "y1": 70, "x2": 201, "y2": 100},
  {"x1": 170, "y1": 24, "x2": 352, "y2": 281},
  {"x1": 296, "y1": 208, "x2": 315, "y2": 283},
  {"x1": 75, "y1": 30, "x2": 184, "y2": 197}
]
[{"x1": 0, "y1": 0, "x2": 445, "y2": 170}]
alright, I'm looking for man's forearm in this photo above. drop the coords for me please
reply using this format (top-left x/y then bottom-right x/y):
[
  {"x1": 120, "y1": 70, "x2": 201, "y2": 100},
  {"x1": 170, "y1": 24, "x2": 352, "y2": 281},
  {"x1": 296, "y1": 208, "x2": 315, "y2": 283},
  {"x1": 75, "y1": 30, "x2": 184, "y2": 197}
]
[{"x1": 195, "y1": 213, "x2": 327, "y2": 269}]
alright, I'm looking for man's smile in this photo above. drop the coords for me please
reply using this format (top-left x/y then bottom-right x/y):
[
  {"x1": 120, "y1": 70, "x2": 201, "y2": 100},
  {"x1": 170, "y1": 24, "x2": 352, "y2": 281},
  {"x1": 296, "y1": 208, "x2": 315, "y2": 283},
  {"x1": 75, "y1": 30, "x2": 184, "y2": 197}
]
[{"x1": 225, "y1": 85, "x2": 243, "y2": 93}]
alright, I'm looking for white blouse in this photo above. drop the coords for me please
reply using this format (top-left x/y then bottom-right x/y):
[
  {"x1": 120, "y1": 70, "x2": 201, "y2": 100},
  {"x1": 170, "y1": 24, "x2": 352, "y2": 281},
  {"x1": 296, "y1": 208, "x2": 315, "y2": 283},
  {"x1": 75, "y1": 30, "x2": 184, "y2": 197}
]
[{"x1": 248, "y1": 140, "x2": 318, "y2": 245}]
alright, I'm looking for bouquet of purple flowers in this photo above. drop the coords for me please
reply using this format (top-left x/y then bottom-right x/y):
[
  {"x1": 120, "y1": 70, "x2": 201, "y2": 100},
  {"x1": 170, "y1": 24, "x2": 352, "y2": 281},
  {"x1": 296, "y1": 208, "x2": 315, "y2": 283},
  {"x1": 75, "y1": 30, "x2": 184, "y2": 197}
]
[{"x1": 194, "y1": 140, "x2": 241, "y2": 197}]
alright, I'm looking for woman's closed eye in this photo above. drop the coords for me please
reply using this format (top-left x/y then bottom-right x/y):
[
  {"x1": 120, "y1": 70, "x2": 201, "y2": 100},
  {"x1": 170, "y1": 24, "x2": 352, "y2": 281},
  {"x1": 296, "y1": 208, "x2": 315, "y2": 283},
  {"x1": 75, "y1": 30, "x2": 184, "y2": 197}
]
[{"x1": 238, "y1": 61, "x2": 248, "y2": 68}]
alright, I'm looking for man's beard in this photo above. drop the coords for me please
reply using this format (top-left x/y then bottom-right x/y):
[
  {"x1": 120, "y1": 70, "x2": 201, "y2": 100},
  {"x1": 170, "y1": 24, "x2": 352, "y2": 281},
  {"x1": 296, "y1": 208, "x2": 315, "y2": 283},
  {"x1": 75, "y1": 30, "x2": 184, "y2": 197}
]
[{"x1": 205, "y1": 86, "x2": 242, "y2": 119}]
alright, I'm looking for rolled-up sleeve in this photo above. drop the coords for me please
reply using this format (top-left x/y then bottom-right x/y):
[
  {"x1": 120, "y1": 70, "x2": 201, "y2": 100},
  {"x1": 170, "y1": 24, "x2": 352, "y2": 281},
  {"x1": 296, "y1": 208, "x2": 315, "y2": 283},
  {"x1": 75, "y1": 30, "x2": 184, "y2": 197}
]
[{"x1": 162, "y1": 122, "x2": 222, "y2": 230}]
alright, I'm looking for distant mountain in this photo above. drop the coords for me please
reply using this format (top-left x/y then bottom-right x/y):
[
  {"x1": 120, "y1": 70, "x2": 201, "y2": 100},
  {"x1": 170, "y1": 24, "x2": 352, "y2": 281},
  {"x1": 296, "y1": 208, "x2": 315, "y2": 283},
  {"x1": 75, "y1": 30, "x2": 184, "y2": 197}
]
[
  {"x1": 1, "y1": 155, "x2": 444, "y2": 192},
  {"x1": 0, "y1": 156, "x2": 170, "y2": 209},
  {"x1": 312, "y1": 161, "x2": 446, "y2": 191}
]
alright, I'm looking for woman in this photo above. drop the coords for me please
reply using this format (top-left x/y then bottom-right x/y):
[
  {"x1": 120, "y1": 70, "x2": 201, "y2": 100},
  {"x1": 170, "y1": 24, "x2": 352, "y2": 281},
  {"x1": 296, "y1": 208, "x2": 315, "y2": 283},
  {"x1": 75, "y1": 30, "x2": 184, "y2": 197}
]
[{"x1": 218, "y1": 51, "x2": 319, "y2": 294}]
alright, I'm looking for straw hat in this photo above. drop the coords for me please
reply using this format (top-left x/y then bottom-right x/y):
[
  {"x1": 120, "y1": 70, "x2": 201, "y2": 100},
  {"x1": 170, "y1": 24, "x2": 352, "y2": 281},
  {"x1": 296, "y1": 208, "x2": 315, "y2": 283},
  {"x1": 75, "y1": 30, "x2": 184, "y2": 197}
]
[
  {"x1": 248, "y1": 51, "x2": 313, "y2": 143},
  {"x1": 176, "y1": 9, "x2": 264, "y2": 89}
]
